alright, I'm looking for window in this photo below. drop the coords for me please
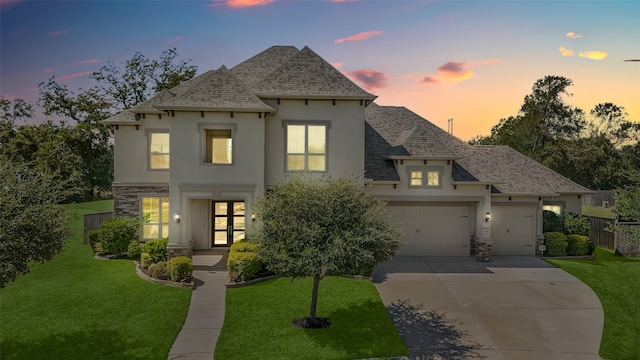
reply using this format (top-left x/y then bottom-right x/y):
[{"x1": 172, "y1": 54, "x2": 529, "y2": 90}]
[
  {"x1": 141, "y1": 197, "x2": 169, "y2": 240},
  {"x1": 149, "y1": 133, "x2": 169, "y2": 169},
  {"x1": 543, "y1": 204, "x2": 563, "y2": 216},
  {"x1": 206, "y1": 129, "x2": 232, "y2": 164},
  {"x1": 286, "y1": 124, "x2": 326, "y2": 171},
  {"x1": 408, "y1": 167, "x2": 442, "y2": 188}
]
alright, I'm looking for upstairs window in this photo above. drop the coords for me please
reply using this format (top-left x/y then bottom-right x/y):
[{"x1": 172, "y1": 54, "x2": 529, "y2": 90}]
[
  {"x1": 286, "y1": 124, "x2": 327, "y2": 171},
  {"x1": 408, "y1": 166, "x2": 442, "y2": 188},
  {"x1": 149, "y1": 133, "x2": 169, "y2": 169},
  {"x1": 206, "y1": 129, "x2": 233, "y2": 164}
]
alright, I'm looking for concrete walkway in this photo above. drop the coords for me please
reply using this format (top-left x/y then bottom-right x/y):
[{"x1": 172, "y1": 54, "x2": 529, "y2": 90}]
[
  {"x1": 372, "y1": 256, "x2": 604, "y2": 360},
  {"x1": 168, "y1": 269, "x2": 228, "y2": 360}
]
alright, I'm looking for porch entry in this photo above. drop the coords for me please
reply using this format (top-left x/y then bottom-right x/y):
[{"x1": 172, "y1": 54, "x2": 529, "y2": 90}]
[{"x1": 212, "y1": 201, "x2": 245, "y2": 246}]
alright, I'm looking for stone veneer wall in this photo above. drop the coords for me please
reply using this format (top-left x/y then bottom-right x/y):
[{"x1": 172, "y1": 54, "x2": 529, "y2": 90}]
[
  {"x1": 474, "y1": 237, "x2": 492, "y2": 262},
  {"x1": 112, "y1": 185, "x2": 170, "y2": 217}
]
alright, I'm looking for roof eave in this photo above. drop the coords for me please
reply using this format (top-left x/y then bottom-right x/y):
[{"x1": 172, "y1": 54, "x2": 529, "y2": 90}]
[
  {"x1": 386, "y1": 155, "x2": 463, "y2": 161},
  {"x1": 257, "y1": 94, "x2": 377, "y2": 101},
  {"x1": 154, "y1": 105, "x2": 275, "y2": 112}
]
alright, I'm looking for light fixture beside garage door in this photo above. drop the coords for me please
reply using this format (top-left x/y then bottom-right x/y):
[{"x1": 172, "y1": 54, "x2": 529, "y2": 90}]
[{"x1": 484, "y1": 212, "x2": 492, "y2": 222}]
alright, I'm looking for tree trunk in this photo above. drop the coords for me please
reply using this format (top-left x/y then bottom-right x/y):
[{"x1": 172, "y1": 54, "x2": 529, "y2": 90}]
[{"x1": 309, "y1": 275, "x2": 321, "y2": 319}]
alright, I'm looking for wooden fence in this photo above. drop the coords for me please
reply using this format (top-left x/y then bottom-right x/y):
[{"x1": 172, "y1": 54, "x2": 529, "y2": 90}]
[
  {"x1": 615, "y1": 222, "x2": 640, "y2": 257},
  {"x1": 582, "y1": 190, "x2": 615, "y2": 207},
  {"x1": 83, "y1": 210, "x2": 114, "y2": 244},
  {"x1": 588, "y1": 216, "x2": 616, "y2": 250}
]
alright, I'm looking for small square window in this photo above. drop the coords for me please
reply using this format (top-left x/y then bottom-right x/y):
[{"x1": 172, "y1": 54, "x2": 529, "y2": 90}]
[
  {"x1": 206, "y1": 129, "x2": 233, "y2": 164},
  {"x1": 427, "y1": 171, "x2": 439, "y2": 186},
  {"x1": 410, "y1": 171, "x2": 423, "y2": 186},
  {"x1": 407, "y1": 166, "x2": 442, "y2": 189}
]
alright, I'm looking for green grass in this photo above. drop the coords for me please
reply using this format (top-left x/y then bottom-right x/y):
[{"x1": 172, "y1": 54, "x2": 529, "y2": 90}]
[
  {"x1": 546, "y1": 248, "x2": 640, "y2": 360},
  {"x1": 215, "y1": 276, "x2": 408, "y2": 360},
  {"x1": 0, "y1": 200, "x2": 192, "y2": 360},
  {"x1": 582, "y1": 205, "x2": 617, "y2": 219}
]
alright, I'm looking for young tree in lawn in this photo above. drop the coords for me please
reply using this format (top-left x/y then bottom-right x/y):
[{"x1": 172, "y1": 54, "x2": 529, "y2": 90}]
[{"x1": 252, "y1": 175, "x2": 401, "y2": 328}]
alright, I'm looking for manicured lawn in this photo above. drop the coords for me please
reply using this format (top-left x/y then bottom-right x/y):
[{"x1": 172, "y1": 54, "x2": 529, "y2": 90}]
[
  {"x1": 546, "y1": 248, "x2": 640, "y2": 360},
  {"x1": 582, "y1": 205, "x2": 617, "y2": 219},
  {"x1": 0, "y1": 200, "x2": 192, "y2": 360},
  {"x1": 215, "y1": 276, "x2": 408, "y2": 360}
]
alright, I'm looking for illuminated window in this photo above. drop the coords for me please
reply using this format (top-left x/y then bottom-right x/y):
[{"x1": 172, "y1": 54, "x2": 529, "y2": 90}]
[
  {"x1": 141, "y1": 197, "x2": 169, "y2": 240},
  {"x1": 427, "y1": 170, "x2": 440, "y2": 186},
  {"x1": 410, "y1": 171, "x2": 423, "y2": 186},
  {"x1": 149, "y1": 133, "x2": 169, "y2": 169},
  {"x1": 408, "y1": 167, "x2": 442, "y2": 188},
  {"x1": 286, "y1": 124, "x2": 327, "y2": 171}
]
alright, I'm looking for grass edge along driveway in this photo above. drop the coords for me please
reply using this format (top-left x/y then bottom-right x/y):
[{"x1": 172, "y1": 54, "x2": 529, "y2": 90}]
[
  {"x1": 215, "y1": 276, "x2": 408, "y2": 360},
  {"x1": 546, "y1": 248, "x2": 640, "y2": 360},
  {"x1": 0, "y1": 200, "x2": 192, "y2": 360}
]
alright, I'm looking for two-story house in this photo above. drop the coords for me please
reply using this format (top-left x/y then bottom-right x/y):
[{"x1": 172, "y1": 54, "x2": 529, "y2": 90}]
[{"x1": 104, "y1": 45, "x2": 591, "y2": 260}]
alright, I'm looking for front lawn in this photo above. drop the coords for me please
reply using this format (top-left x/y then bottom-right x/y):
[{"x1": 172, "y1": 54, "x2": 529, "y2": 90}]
[
  {"x1": 215, "y1": 276, "x2": 408, "y2": 360},
  {"x1": 0, "y1": 200, "x2": 192, "y2": 360},
  {"x1": 546, "y1": 248, "x2": 640, "y2": 360},
  {"x1": 582, "y1": 205, "x2": 617, "y2": 219}
]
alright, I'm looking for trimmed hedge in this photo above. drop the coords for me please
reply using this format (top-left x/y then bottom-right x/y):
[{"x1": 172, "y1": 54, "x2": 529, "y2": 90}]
[
  {"x1": 566, "y1": 234, "x2": 592, "y2": 256},
  {"x1": 168, "y1": 256, "x2": 193, "y2": 282},
  {"x1": 228, "y1": 240, "x2": 264, "y2": 282},
  {"x1": 545, "y1": 232, "x2": 568, "y2": 256},
  {"x1": 91, "y1": 216, "x2": 139, "y2": 257},
  {"x1": 142, "y1": 238, "x2": 168, "y2": 263}
]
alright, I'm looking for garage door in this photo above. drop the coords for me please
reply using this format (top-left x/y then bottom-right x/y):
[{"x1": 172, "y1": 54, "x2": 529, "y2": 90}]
[
  {"x1": 387, "y1": 204, "x2": 470, "y2": 256},
  {"x1": 491, "y1": 205, "x2": 536, "y2": 255}
]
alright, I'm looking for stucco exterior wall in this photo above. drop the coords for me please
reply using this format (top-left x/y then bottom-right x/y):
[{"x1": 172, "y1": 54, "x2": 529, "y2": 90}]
[
  {"x1": 263, "y1": 99, "x2": 365, "y2": 185},
  {"x1": 112, "y1": 116, "x2": 170, "y2": 184}
]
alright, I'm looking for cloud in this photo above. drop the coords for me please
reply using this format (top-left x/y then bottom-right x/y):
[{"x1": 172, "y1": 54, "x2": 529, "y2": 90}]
[
  {"x1": 565, "y1": 31, "x2": 582, "y2": 39},
  {"x1": 343, "y1": 69, "x2": 388, "y2": 92},
  {"x1": 41, "y1": 67, "x2": 53, "y2": 73},
  {"x1": 559, "y1": 46, "x2": 575, "y2": 57},
  {"x1": 58, "y1": 71, "x2": 93, "y2": 81},
  {"x1": 0, "y1": 0, "x2": 24, "y2": 11},
  {"x1": 421, "y1": 61, "x2": 473, "y2": 84},
  {"x1": 334, "y1": 30, "x2": 383, "y2": 44},
  {"x1": 48, "y1": 30, "x2": 69, "y2": 36},
  {"x1": 167, "y1": 35, "x2": 183, "y2": 44},
  {"x1": 331, "y1": 62, "x2": 344, "y2": 69},
  {"x1": 330, "y1": 0, "x2": 359, "y2": 2},
  {"x1": 77, "y1": 59, "x2": 100, "y2": 64},
  {"x1": 482, "y1": 58, "x2": 503, "y2": 64},
  {"x1": 209, "y1": 0, "x2": 274, "y2": 8},
  {"x1": 579, "y1": 51, "x2": 608, "y2": 60}
]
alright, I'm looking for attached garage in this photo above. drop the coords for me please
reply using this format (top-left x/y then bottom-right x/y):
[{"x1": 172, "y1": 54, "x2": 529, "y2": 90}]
[
  {"x1": 387, "y1": 203, "x2": 471, "y2": 256},
  {"x1": 491, "y1": 205, "x2": 536, "y2": 256}
]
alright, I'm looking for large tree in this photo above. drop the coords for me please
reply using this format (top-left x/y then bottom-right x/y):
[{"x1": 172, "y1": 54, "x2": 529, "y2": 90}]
[{"x1": 252, "y1": 175, "x2": 401, "y2": 327}]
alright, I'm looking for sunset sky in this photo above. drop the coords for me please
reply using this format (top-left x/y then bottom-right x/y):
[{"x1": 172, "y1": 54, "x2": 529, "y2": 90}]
[{"x1": 1, "y1": 0, "x2": 638, "y2": 141}]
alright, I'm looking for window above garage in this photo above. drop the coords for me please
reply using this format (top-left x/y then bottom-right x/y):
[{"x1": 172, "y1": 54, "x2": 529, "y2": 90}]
[{"x1": 407, "y1": 166, "x2": 443, "y2": 189}]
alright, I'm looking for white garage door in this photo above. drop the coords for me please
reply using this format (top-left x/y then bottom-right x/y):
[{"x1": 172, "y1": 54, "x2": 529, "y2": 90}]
[
  {"x1": 387, "y1": 204, "x2": 470, "y2": 256},
  {"x1": 491, "y1": 205, "x2": 536, "y2": 256}
]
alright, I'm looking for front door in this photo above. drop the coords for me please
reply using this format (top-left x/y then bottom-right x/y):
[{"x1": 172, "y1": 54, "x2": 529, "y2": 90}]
[{"x1": 212, "y1": 201, "x2": 245, "y2": 246}]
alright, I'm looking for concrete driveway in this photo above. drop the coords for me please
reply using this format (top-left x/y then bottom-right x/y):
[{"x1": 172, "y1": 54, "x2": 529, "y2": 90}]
[{"x1": 372, "y1": 256, "x2": 604, "y2": 360}]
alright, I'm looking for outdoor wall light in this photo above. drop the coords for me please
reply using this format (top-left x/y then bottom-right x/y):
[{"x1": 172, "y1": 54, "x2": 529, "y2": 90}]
[
  {"x1": 174, "y1": 211, "x2": 181, "y2": 223},
  {"x1": 251, "y1": 214, "x2": 256, "y2": 222},
  {"x1": 484, "y1": 212, "x2": 492, "y2": 222}
]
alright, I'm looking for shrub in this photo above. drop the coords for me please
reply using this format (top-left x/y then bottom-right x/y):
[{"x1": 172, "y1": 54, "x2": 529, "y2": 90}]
[
  {"x1": 228, "y1": 240, "x2": 265, "y2": 282},
  {"x1": 543, "y1": 210, "x2": 563, "y2": 233},
  {"x1": 93, "y1": 242, "x2": 105, "y2": 256},
  {"x1": 93, "y1": 217, "x2": 139, "y2": 256},
  {"x1": 563, "y1": 213, "x2": 590, "y2": 236},
  {"x1": 142, "y1": 238, "x2": 168, "y2": 263},
  {"x1": 545, "y1": 232, "x2": 568, "y2": 256},
  {"x1": 566, "y1": 234, "x2": 592, "y2": 256},
  {"x1": 148, "y1": 261, "x2": 169, "y2": 280},
  {"x1": 230, "y1": 240, "x2": 259, "y2": 253},
  {"x1": 88, "y1": 230, "x2": 100, "y2": 247},
  {"x1": 168, "y1": 256, "x2": 193, "y2": 282},
  {"x1": 127, "y1": 241, "x2": 142, "y2": 259},
  {"x1": 140, "y1": 253, "x2": 153, "y2": 269}
]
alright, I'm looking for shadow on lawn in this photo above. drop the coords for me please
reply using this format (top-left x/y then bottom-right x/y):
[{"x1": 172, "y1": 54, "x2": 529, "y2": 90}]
[
  {"x1": 387, "y1": 300, "x2": 485, "y2": 360},
  {"x1": 1, "y1": 329, "x2": 148, "y2": 360}
]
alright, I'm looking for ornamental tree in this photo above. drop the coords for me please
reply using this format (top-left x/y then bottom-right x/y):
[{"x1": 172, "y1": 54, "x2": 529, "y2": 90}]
[{"x1": 252, "y1": 175, "x2": 401, "y2": 327}]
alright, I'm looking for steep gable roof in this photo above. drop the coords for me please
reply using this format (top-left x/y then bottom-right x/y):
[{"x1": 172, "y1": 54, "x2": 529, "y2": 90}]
[
  {"x1": 250, "y1": 46, "x2": 376, "y2": 100},
  {"x1": 157, "y1": 66, "x2": 274, "y2": 112},
  {"x1": 129, "y1": 89, "x2": 176, "y2": 115},
  {"x1": 365, "y1": 122, "x2": 403, "y2": 182},
  {"x1": 231, "y1": 46, "x2": 300, "y2": 87}
]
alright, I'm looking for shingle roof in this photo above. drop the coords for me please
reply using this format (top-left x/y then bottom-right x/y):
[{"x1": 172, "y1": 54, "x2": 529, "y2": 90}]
[
  {"x1": 102, "y1": 110, "x2": 138, "y2": 125},
  {"x1": 250, "y1": 46, "x2": 377, "y2": 99},
  {"x1": 365, "y1": 122, "x2": 403, "y2": 182},
  {"x1": 157, "y1": 66, "x2": 274, "y2": 112},
  {"x1": 129, "y1": 89, "x2": 176, "y2": 114},
  {"x1": 231, "y1": 46, "x2": 300, "y2": 88},
  {"x1": 457, "y1": 146, "x2": 592, "y2": 195}
]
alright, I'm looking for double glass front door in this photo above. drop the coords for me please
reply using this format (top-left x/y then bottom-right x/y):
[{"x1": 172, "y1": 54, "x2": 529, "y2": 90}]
[{"x1": 213, "y1": 201, "x2": 245, "y2": 246}]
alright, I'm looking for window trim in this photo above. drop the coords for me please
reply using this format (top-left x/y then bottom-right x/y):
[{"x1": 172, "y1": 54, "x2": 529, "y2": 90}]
[
  {"x1": 406, "y1": 166, "x2": 443, "y2": 189},
  {"x1": 139, "y1": 195, "x2": 170, "y2": 241},
  {"x1": 146, "y1": 129, "x2": 170, "y2": 171},
  {"x1": 283, "y1": 120, "x2": 331, "y2": 172},
  {"x1": 198, "y1": 123, "x2": 237, "y2": 166}
]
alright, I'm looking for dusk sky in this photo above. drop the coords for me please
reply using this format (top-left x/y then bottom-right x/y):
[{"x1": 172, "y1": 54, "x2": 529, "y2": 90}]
[{"x1": 1, "y1": 0, "x2": 638, "y2": 141}]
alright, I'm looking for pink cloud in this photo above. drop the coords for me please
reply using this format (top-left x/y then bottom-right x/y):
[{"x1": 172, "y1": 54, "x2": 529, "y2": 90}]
[
  {"x1": 334, "y1": 30, "x2": 383, "y2": 44},
  {"x1": 421, "y1": 61, "x2": 473, "y2": 85},
  {"x1": 343, "y1": 69, "x2": 388, "y2": 92},
  {"x1": 579, "y1": 51, "x2": 608, "y2": 60},
  {"x1": 58, "y1": 71, "x2": 93, "y2": 81},
  {"x1": 77, "y1": 59, "x2": 100, "y2": 64},
  {"x1": 559, "y1": 46, "x2": 575, "y2": 57},
  {"x1": 209, "y1": 0, "x2": 274, "y2": 8},
  {"x1": 330, "y1": 0, "x2": 359, "y2": 2},
  {"x1": 41, "y1": 67, "x2": 53, "y2": 73},
  {"x1": 482, "y1": 58, "x2": 503, "y2": 64},
  {"x1": 48, "y1": 30, "x2": 70, "y2": 36},
  {"x1": 167, "y1": 35, "x2": 183, "y2": 44},
  {"x1": 2, "y1": 94, "x2": 16, "y2": 101},
  {"x1": 331, "y1": 62, "x2": 344, "y2": 69}
]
